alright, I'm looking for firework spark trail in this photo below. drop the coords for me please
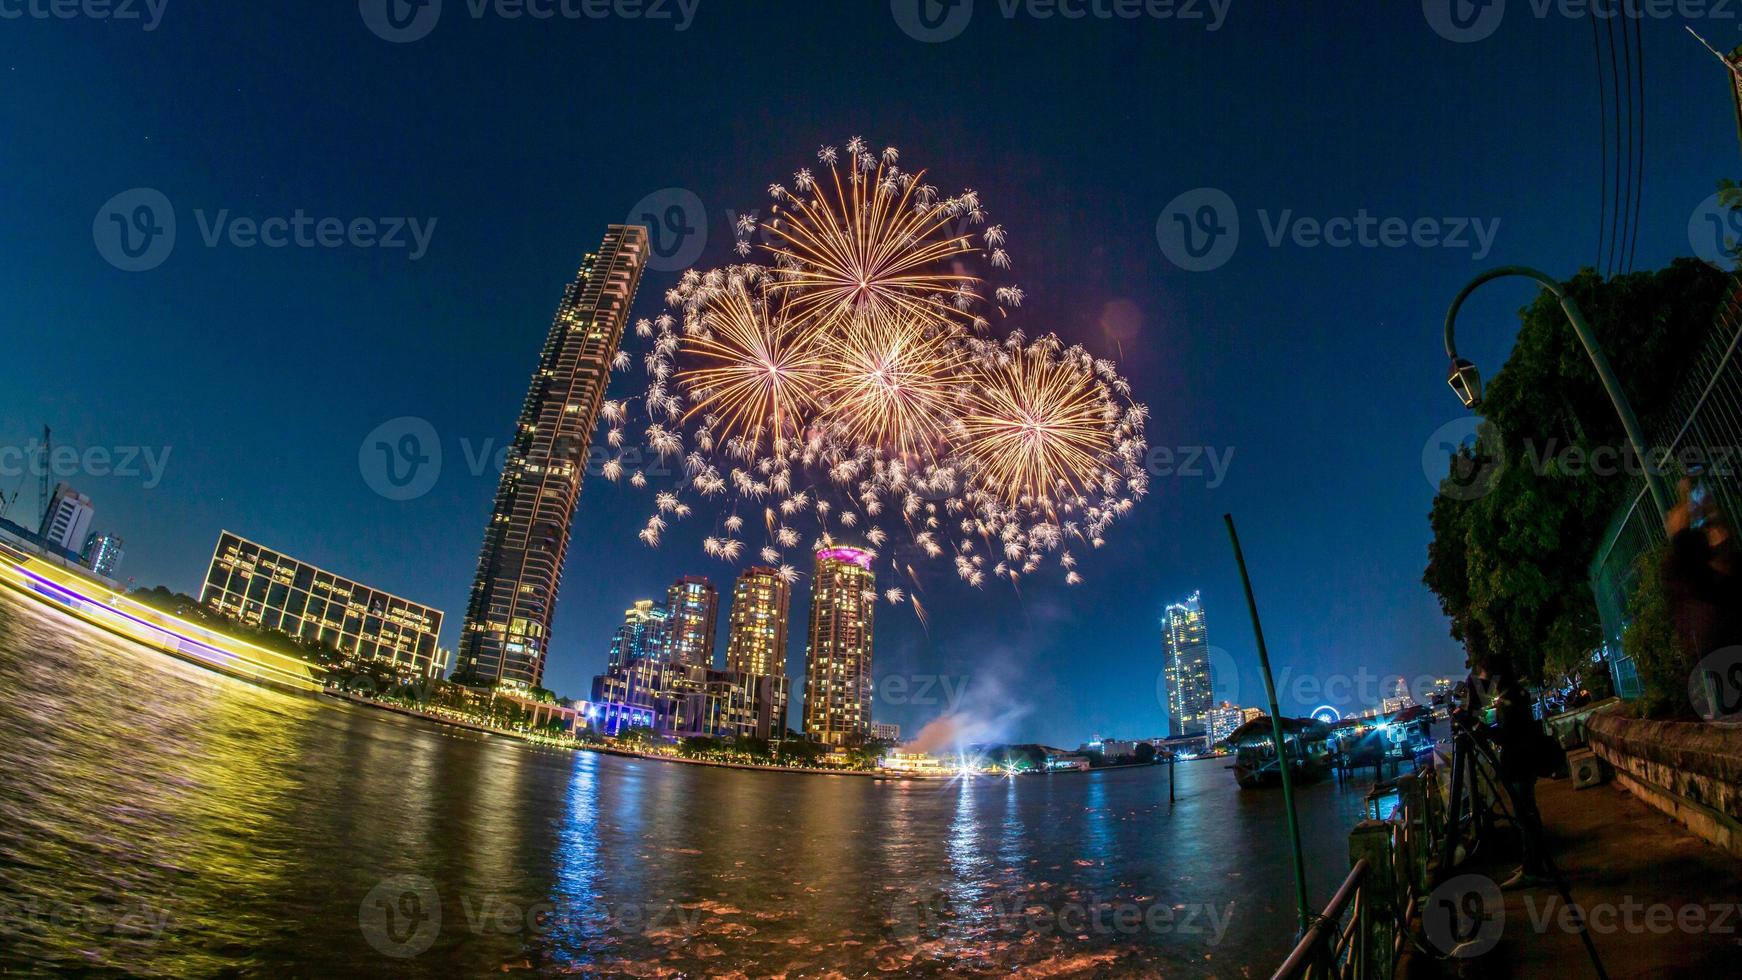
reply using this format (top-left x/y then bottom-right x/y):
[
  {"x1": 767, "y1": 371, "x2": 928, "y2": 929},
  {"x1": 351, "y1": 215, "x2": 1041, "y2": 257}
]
[{"x1": 613, "y1": 138, "x2": 1150, "y2": 598}]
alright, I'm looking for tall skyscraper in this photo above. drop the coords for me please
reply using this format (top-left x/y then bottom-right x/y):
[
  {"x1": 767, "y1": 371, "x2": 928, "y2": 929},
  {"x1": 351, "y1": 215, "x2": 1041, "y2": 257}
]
[
  {"x1": 665, "y1": 576, "x2": 719, "y2": 669},
  {"x1": 81, "y1": 532, "x2": 124, "y2": 578},
  {"x1": 802, "y1": 547, "x2": 876, "y2": 747},
  {"x1": 455, "y1": 226, "x2": 649, "y2": 688},
  {"x1": 38, "y1": 483, "x2": 93, "y2": 555},
  {"x1": 607, "y1": 599, "x2": 669, "y2": 671},
  {"x1": 724, "y1": 565, "x2": 790, "y2": 677},
  {"x1": 1163, "y1": 591, "x2": 1213, "y2": 737}
]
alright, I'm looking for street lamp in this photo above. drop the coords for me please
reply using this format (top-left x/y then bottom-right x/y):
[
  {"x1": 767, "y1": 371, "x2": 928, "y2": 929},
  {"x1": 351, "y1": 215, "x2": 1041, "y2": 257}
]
[{"x1": 1442, "y1": 266, "x2": 1672, "y2": 518}]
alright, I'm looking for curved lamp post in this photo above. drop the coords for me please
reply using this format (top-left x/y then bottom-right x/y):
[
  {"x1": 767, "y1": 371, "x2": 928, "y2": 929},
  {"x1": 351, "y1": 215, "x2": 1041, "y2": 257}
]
[{"x1": 1442, "y1": 265, "x2": 1672, "y2": 518}]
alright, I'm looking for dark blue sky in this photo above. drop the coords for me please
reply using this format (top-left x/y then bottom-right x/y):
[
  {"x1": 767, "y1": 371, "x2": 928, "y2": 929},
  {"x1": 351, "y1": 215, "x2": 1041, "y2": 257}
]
[{"x1": 1, "y1": 3, "x2": 1733, "y2": 746}]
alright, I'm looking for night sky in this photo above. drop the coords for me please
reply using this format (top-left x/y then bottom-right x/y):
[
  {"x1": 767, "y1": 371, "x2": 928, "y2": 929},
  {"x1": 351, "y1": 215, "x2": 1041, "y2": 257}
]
[{"x1": 1, "y1": 3, "x2": 1733, "y2": 746}]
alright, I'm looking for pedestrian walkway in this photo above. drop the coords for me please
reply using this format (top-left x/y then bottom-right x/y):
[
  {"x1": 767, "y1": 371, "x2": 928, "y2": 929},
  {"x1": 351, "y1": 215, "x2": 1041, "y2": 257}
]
[{"x1": 1456, "y1": 771, "x2": 1742, "y2": 977}]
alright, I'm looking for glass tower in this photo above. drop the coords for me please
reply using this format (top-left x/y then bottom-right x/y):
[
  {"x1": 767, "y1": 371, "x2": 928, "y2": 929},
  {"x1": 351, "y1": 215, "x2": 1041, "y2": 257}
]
[
  {"x1": 724, "y1": 565, "x2": 790, "y2": 677},
  {"x1": 1163, "y1": 591, "x2": 1213, "y2": 737},
  {"x1": 802, "y1": 547, "x2": 876, "y2": 747},
  {"x1": 455, "y1": 226, "x2": 648, "y2": 688}
]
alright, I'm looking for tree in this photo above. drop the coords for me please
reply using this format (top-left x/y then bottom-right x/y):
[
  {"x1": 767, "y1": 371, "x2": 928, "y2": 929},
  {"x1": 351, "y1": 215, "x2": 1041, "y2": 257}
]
[
  {"x1": 1135, "y1": 742, "x2": 1157, "y2": 764},
  {"x1": 1423, "y1": 261, "x2": 1728, "y2": 682}
]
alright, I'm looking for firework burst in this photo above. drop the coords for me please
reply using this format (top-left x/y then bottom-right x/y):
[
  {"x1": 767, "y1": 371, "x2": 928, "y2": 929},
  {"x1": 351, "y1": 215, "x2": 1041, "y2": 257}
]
[{"x1": 614, "y1": 138, "x2": 1149, "y2": 595}]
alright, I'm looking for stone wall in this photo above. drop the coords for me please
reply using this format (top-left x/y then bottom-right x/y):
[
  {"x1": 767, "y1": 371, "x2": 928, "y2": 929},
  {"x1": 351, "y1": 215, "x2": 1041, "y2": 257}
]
[{"x1": 1586, "y1": 713, "x2": 1742, "y2": 859}]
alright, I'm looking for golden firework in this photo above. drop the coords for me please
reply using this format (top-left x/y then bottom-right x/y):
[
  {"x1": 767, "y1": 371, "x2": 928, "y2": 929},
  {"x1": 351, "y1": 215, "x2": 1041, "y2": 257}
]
[
  {"x1": 959, "y1": 347, "x2": 1113, "y2": 505},
  {"x1": 763, "y1": 162, "x2": 980, "y2": 334},
  {"x1": 678, "y1": 281, "x2": 828, "y2": 447},
  {"x1": 819, "y1": 315, "x2": 963, "y2": 462}
]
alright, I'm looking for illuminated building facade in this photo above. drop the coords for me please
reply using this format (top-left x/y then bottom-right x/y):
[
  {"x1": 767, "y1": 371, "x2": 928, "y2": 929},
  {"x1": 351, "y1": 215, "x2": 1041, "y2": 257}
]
[
  {"x1": 456, "y1": 226, "x2": 648, "y2": 688},
  {"x1": 802, "y1": 547, "x2": 876, "y2": 747},
  {"x1": 870, "y1": 721, "x2": 901, "y2": 743},
  {"x1": 39, "y1": 483, "x2": 93, "y2": 555},
  {"x1": 724, "y1": 565, "x2": 789, "y2": 677},
  {"x1": 590, "y1": 657, "x2": 788, "y2": 740},
  {"x1": 1206, "y1": 701, "x2": 1261, "y2": 747},
  {"x1": 200, "y1": 530, "x2": 446, "y2": 677},
  {"x1": 608, "y1": 599, "x2": 669, "y2": 671},
  {"x1": 1163, "y1": 591, "x2": 1213, "y2": 737},
  {"x1": 81, "y1": 532, "x2": 124, "y2": 578},
  {"x1": 665, "y1": 576, "x2": 718, "y2": 669}
]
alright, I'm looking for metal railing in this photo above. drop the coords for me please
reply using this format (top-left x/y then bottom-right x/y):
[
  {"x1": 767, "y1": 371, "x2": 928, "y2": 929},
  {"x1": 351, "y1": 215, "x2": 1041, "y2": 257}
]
[{"x1": 1273, "y1": 763, "x2": 1450, "y2": 980}]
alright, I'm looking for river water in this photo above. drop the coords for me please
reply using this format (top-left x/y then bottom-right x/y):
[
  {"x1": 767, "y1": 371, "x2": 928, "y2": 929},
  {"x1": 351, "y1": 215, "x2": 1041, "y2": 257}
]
[{"x1": 0, "y1": 587, "x2": 1374, "y2": 977}]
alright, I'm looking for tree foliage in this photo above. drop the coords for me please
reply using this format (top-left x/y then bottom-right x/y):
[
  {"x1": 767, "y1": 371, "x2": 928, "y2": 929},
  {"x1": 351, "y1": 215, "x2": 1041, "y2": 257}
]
[{"x1": 1423, "y1": 261, "x2": 1728, "y2": 683}]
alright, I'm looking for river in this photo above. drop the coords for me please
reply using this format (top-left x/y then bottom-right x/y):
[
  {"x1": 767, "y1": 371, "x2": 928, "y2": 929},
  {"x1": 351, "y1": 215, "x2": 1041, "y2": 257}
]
[{"x1": 0, "y1": 586, "x2": 1376, "y2": 977}]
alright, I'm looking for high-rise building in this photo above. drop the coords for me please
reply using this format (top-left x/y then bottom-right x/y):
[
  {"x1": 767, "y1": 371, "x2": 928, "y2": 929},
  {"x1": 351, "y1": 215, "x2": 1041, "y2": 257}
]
[
  {"x1": 201, "y1": 530, "x2": 447, "y2": 678},
  {"x1": 802, "y1": 546, "x2": 876, "y2": 747},
  {"x1": 1163, "y1": 591, "x2": 1213, "y2": 738},
  {"x1": 39, "y1": 483, "x2": 94, "y2": 555},
  {"x1": 456, "y1": 226, "x2": 649, "y2": 688},
  {"x1": 81, "y1": 532, "x2": 124, "y2": 578},
  {"x1": 607, "y1": 599, "x2": 670, "y2": 671},
  {"x1": 665, "y1": 576, "x2": 719, "y2": 669},
  {"x1": 1206, "y1": 701, "x2": 1258, "y2": 748},
  {"x1": 724, "y1": 565, "x2": 790, "y2": 677}
]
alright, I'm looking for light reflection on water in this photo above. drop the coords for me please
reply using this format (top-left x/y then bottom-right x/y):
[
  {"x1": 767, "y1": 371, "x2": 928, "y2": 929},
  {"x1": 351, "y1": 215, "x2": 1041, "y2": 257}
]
[{"x1": 0, "y1": 588, "x2": 1373, "y2": 976}]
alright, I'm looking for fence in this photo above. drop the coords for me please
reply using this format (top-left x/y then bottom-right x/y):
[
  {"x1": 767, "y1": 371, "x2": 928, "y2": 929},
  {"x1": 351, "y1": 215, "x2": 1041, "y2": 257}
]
[
  {"x1": 1589, "y1": 276, "x2": 1742, "y2": 695},
  {"x1": 1272, "y1": 766, "x2": 1451, "y2": 980}
]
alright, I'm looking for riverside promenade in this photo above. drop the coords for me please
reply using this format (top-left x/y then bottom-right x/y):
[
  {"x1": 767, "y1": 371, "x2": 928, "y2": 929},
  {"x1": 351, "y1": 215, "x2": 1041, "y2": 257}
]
[{"x1": 1405, "y1": 764, "x2": 1742, "y2": 978}]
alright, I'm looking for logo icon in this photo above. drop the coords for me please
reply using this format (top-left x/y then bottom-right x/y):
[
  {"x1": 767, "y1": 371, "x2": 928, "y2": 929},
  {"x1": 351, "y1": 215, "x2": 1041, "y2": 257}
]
[
  {"x1": 359, "y1": 874, "x2": 441, "y2": 958},
  {"x1": 1156, "y1": 188, "x2": 1238, "y2": 272},
  {"x1": 1422, "y1": 0, "x2": 1505, "y2": 43},
  {"x1": 93, "y1": 188, "x2": 176, "y2": 272},
  {"x1": 1423, "y1": 874, "x2": 1503, "y2": 957},
  {"x1": 1690, "y1": 646, "x2": 1742, "y2": 722},
  {"x1": 891, "y1": 0, "x2": 974, "y2": 43},
  {"x1": 1690, "y1": 191, "x2": 1742, "y2": 272},
  {"x1": 628, "y1": 188, "x2": 708, "y2": 272},
  {"x1": 360, "y1": 0, "x2": 442, "y2": 43},
  {"x1": 1423, "y1": 417, "x2": 1504, "y2": 501},
  {"x1": 360, "y1": 417, "x2": 442, "y2": 501}
]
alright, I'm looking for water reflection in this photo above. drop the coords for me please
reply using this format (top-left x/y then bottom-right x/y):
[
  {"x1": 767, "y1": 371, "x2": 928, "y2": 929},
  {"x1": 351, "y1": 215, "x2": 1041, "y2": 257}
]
[{"x1": 0, "y1": 588, "x2": 1378, "y2": 977}]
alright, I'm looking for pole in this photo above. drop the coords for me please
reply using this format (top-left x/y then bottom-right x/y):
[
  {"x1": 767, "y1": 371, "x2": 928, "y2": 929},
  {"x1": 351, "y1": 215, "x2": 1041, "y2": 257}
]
[
  {"x1": 1170, "y1": 750, "x2": 1176, "y2": 803},
  {"x1": 1225, "y1": 513, "x2": 1311, "y2": 935},
  {"x1": 1443, "y1": 266, "x2": 1672, "y2": 518}
]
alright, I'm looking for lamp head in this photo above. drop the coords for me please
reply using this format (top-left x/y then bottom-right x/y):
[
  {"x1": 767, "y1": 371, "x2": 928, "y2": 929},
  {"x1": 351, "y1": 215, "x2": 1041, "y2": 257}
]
[{"x1": 1448, "y1": 358, "x2": 1482, "y2": 410}]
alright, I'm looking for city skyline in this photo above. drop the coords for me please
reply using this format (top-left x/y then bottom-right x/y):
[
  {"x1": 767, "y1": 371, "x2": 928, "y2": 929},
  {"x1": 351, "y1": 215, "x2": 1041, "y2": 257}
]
[{"x1": 9, "y1": 5, "x2": 1711, "y2": 744}]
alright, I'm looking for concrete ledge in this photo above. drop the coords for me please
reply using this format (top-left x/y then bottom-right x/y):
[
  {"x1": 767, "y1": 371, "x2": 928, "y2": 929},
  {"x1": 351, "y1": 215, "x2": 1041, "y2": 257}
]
[{"x1": 1587, "y1": 712, "x2": 1742, "y2": 859}]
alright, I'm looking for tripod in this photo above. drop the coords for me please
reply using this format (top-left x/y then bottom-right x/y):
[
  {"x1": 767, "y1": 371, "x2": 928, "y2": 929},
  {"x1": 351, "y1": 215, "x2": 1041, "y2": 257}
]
[{"x1": 1438, "y1": 712, "x2": 1608, "y2": 979}]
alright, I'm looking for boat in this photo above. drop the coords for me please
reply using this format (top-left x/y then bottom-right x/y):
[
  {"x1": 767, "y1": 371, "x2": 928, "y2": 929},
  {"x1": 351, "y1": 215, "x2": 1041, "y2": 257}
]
[{"x1": 1220, "y1": 716, "x2": 1335, "y2": 789}]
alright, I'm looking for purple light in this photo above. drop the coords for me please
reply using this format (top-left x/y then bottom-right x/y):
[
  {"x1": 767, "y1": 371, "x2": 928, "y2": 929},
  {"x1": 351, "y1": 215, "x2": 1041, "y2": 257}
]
[{"x1": 816, "y1": 547, "x2": 874, "y2": 569}]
